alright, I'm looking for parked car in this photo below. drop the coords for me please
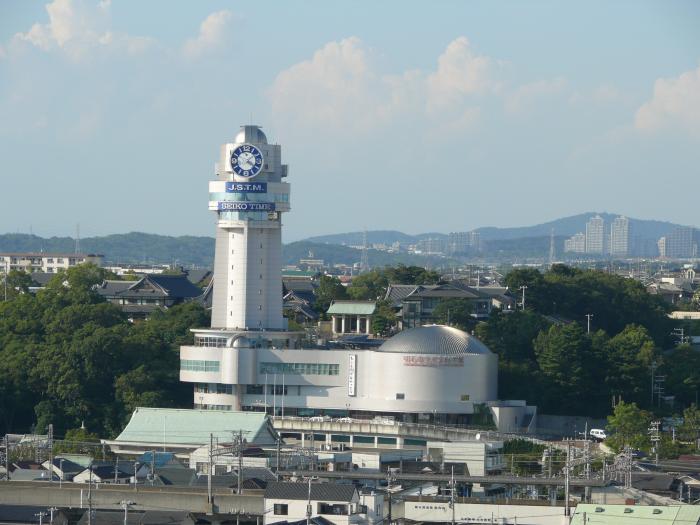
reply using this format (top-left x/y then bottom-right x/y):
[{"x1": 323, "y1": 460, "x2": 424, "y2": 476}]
[
  {"x1": 336, "y1": 417, "x2": 354, "y2": 423},
  {"x1": 590, "y1": 428, "x2": 607, "y2": 441},
  {"x1": 309, "y1": 415, "x2": 331, "y2": 422}
]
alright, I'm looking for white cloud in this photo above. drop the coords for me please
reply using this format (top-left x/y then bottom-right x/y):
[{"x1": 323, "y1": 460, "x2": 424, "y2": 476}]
[
  {"x1": 505, "y1": 77, "x2": 566, "y2": 114},
  {"x1": 268, "y1": 36, "x2": 499, "y2": 134},
  {"x1": 635, "y1": 64, "x2": 700, "y2": 136},
  {"x1": 11, "y1": 0, "x2": 153, "y2": 60},
  {"x1": 268, "y1": 37, "x2": 389, "y2": 130},
  {"x1": 426, "y1": 37, "x2": 500, "y2": 113},
  {"x1": 182, "y1": 10, "x2": 233, "y2": 60}
]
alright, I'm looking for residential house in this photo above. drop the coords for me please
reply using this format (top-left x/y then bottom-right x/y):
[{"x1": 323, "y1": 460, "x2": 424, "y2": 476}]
[
  {"x1": 264, "y1": 482, "x2": 383, "y2": 525},
  {"x1": 96, "y1": 274, "x2": 204, "y2": 319}
]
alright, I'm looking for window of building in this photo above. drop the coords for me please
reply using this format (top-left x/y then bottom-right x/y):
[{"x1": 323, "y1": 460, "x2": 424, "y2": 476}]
[
  {"x1": 273, "y1": 504, "x2": 288, "y2": 516},
  {"x1": 216, "y1": 384, "x2": 233, "y2": 394},
  {"x1": 181, "y1": 360, "x2": 220, "y2": 372},
  {"x1": 246, "y1": 385, "x2": 264, "y2": 395},
  {"x1": 396, "y1": 393, "x2": 405, "y2": 400},
  {"x1": 268, "y1": 385, "x2": 288, "y2": 395},
  {"x1": 259, "y1": 362, "x2": 340, "y2": 376},
  {"x1": 195, "y1": 336, "x2": 227, "y2": 348},
  {"x1": 318, "y1": 504, "x2": 348, "y2": 516}
]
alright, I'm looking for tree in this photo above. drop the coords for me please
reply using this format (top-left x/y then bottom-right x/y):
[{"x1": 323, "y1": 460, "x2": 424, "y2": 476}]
[
  {"x1": 678, "y1": 404, "x2": 700, "y2": 450},
  {"x1": 662, "y1": 345, "x2": 700, "y2": 408},
  {"x1": 533, "y1": 323, "x2": 593, "y2": 414},
  {"x1": 371, "y1": 300, "x2": 397, "y2": 336},
  {"x1": 475, "y1": 310, "x2": 550, "y2": 363},
  {"x1": 606, "y1": 401, "x2": 652, "y2": 452},
  {"x1": 314, "y1": 275, "x2": 347, "y2": 313},
  {"x1": 384, "y1": 265, "x2": 441, "y2": 285},
  {"x1": 347, "y1": 271, "x2": 388, "y2": 300},
  {"x1": 432, "y1": 298, "x2": 476, "y2": 331},
  {"x1": 604, "y1": 325, "x2": 657, "y2": 408}
]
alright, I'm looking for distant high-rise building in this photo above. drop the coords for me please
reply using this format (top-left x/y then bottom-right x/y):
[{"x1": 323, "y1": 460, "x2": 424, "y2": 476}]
[
  {"x1": 447, "y1": 231, "x2": 481, "y2": 254},
  {"x1": 665, "y1": 226, "x2": 697, "y2": 258},
  {"x1": 657, "y1": 236, "x2": 667, "y2": 258},
  {"x1": 609, "y1": 216, "x2": 630, "y2": 257},
  {"x1": 564, "y1": 233, "x2": 586, "y2": 253},
  {"x1": 417, "y1": 237, "x2": 446, "y2": 255},
  {"x1": 585, "y1": 215, "x2": 605, "y2": 254}
]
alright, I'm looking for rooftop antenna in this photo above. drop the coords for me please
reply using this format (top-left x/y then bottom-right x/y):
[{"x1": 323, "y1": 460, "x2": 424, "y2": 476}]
[
  {"x1": 75, "y1": 224, "x2": 80, "y2": 254},
  {"x1": 549, "y1": 228, "x2": 555, "y2": 268},
  {"x1": 360, "y1": 229, "x2": 369, "y2": 273}
]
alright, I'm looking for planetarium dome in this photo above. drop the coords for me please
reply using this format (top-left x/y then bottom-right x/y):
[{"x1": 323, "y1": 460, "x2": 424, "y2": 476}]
[{"x1": 378, "y1": 324, "x2": 492, "y2": 355}]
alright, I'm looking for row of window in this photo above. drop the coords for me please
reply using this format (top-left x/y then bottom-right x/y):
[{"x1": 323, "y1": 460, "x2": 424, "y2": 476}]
[
  {"x1": 194, "y1": 403, "x2": 232, "y2": 411},
  {"x1": 194, "y1": 383, "x2": 233, "y2": 394},
  {"x1": 259, "y1": 362, "x2": 340, "y2": 376},
  {"x1": 181, "y1": 360, "x2": 220, "y2": 372},
  {"x1": 195, "y1": 336, "x2": 228, "y2": 347},
  {"x1": 246, "y1": 384, "x2": 289, "y2": 395}
]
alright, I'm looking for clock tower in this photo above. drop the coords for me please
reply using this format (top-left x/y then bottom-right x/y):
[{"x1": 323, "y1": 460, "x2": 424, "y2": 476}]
[
  {"x1": 209, "y1": 125, "x2": 290, "y2": 330},
  {"x1": 180, "y1": 125, "x2": 297, "y2": 411}
]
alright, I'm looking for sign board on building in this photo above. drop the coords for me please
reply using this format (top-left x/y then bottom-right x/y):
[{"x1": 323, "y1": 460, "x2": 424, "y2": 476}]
[
  {"x1": 348, "y1": 354, "x2": 357, "y2": 396},
  {"x1": 226, "y1": 182, "x2": 267, "y2": 193},
  {"x1": 403, "y1": 355, "x2": 464, "y2": 367},
  {"x1": 217, "y1": 201, "x2": 276, "y2": 212}
]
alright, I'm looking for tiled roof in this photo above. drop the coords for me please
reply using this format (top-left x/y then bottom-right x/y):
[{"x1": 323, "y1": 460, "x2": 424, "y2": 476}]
[
  {"x1": 384, "y1": 284, "x2": 421, "y2": 306},
  {"x1": 264, "y1": 481, "x2": 357, "y2": 502}
]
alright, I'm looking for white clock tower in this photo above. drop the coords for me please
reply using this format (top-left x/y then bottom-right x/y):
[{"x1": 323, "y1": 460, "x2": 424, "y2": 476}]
[
  {"x1": 209, "y1": 125, "x2": 289, "y2": 330},
  {"x1": 180, "y1": 126, "x2": 298, "y2": 411}
]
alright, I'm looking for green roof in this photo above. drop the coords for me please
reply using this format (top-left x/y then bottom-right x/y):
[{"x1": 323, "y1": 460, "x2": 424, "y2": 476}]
[
  {"x1": 572, "y1": 504, "x2": 700, "y2": 525},
  {"x1": 114, "y1": 407, "x2": 279, "y2": 446},
  {"x1": 327, "y1": 300, "x2": 376, "y2": 315}
]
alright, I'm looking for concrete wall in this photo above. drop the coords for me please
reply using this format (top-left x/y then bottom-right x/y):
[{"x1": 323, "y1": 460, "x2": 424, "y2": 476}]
[
  {"x1": 404, "y1": 500, "x2": 569, "y2": 525},
  {"x1": 0, "y1": 482, "x2": 264, "y2": 515}
]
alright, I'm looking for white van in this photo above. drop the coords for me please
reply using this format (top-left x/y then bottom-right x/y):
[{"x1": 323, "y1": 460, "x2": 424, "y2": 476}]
[{"x1": 590, "y1": 428, "x2": 607, "y2": 441}]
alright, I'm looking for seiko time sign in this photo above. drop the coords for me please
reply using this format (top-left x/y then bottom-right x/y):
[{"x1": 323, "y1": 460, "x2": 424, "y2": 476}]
[{"x1": 218, "y1": 202, "x2": 275, "y2": 212}]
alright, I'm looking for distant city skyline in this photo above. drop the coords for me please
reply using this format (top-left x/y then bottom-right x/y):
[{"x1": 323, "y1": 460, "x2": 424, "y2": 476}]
[{"x1": 1, "y1": 1, "x2": 699, "y2": 242}]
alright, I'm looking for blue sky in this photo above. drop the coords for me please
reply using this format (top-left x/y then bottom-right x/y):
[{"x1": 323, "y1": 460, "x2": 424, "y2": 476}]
[{"x1": 0, "y1": 1, "x2": 698, "y2": 242}]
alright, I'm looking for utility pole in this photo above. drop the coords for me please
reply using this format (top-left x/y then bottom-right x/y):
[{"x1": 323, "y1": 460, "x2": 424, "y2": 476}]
[
  {"x1": 585, "y1": 314, "x2": 593, "y2": 334},
  {"x1": 59, "y1": 459, "x2": 64, "y2": 489},
  {"x1": 237, "y1": 430, "x2": 243, "y2": 495},
  {"x1": 448, "y1": 465, "x2": 456, "y2": 525},
  {"x1": 564, "y1": 440, "x2": 571, "y2": 517},
  {"x1": 306, "y1": 477, "x2": 312, "y2": 525},
  {"x1": 120, "y1": 500, "x2": 133, "y2": 525},
  {"x1": 519, "y1": 285, "x2": 527, "y2": 311},
  {"x1": 47, "y1": 424, "x2": 53, "y2": 485},
  {"x1": 4, "y1": 434, "x2": 10, "y2": 482},
  {"x1": 35, "y1": 511, "x2": 47, "y2": 525},
  {"x1": 651, "y1": 361, "x2": 657, "y2": 406},
  {"x1": 88, "y1": 461, "x2": 93, "y2": 525},
  {"x1": 649, "y1": 421, "x2": 661, "y2": 466},
  {"x1": 48, "y1": 507, "x2": 58, "y2": 525},
  {"x1": 208, "y1": 434, "x2": 213, "y2": 504}
]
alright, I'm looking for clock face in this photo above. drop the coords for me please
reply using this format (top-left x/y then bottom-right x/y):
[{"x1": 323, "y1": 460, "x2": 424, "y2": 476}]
[{"x1": 230, "y1": 144, "x2": 264, "y2": 178}]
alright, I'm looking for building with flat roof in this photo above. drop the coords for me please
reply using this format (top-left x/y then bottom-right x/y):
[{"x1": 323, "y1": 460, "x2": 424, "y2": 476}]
[
  {"x1": 0, "y1": 252, "x2": 103, "y2": 274},
  {"x1": 179, "y1": 126, "x2": 533, "y2": 432},
  {"x1": 585, "y1": 215, "x2": 605, "y2": 254}
]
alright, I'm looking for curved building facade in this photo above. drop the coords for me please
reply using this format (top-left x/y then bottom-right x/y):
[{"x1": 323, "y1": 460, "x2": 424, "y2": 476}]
[{"x1": 180, "y1": 127, "x2": 508, "y2": 426}]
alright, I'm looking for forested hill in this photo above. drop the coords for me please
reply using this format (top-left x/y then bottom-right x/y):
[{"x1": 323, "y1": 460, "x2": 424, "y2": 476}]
[
  {"x1": 0, "y1": 233, "x2": 216, "y2": 267},
  {"x1": 0, "y1": 233, "x2": 445, "y2": 268},
  {"x1": 304, "y1": 213, "x2": 685, "y2": 245}
]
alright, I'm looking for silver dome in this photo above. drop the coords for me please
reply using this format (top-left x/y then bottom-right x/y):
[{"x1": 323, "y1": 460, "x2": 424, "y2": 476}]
[
  {"x1": 232, "y1": 336, "x2": 251, "y2": 348},
  {"x1": 235, "y1": 125, "x2": 268, "y2": 145},
  {"x1": 378, "y1": 325, "x2": 492, "y2": 355}
]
